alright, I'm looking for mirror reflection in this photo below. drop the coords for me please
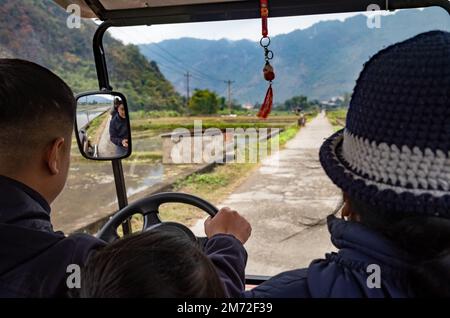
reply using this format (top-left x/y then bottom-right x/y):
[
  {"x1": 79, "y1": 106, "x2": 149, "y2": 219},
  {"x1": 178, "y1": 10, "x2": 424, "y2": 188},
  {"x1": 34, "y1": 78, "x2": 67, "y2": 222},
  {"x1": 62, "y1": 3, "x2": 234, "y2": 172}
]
[{"x1": 76, "y1": 93, "x2": 131, "y2": 160}]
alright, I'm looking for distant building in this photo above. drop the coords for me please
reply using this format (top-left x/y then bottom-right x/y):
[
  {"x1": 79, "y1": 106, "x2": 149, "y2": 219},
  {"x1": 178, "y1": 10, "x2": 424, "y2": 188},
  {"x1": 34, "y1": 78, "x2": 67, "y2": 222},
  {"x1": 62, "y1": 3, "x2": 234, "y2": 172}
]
[
  {"x1": 242, "y1": 103, "x2": 254, "y2": 110},
  {"x1": 320, "y1": 96, "x2": 345, "y2": 108}
]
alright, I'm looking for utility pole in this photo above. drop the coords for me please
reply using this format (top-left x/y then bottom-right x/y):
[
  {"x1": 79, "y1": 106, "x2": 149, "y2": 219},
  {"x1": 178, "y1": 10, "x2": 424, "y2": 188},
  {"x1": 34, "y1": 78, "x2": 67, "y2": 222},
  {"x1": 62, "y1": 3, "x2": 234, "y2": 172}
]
[
  {"x1": 184, "y1": 71, "x2": 192, "y2": 108},
  {"x1": 224, "y1": 80, "x2": 235, "y2": 114}
]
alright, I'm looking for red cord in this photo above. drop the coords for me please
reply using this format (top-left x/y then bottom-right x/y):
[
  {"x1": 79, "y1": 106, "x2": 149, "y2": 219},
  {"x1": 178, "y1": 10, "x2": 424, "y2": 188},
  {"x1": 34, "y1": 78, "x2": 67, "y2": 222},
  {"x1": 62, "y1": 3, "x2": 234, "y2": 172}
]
[{"x1": 261, "y1": 0, "x2": 269, "y2": 37}]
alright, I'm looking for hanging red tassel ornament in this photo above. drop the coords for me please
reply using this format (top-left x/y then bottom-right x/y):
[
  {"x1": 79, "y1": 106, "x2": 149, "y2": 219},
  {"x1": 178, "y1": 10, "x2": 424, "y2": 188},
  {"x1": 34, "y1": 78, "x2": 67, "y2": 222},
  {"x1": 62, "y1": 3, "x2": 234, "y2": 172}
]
[
  {"x1": 257, "y1": 0, "x2": 275, "y2": 119},
  {"x1": 258, "y1": 83, "x2": 273, "y2": 119}
]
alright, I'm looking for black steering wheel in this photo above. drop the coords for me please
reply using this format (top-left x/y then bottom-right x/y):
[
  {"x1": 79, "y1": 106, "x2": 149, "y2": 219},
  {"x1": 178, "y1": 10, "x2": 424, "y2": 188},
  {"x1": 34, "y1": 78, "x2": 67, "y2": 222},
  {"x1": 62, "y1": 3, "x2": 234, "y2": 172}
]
[{"x1": 97, "y1": 192, "x2": 218, "y2": 243}]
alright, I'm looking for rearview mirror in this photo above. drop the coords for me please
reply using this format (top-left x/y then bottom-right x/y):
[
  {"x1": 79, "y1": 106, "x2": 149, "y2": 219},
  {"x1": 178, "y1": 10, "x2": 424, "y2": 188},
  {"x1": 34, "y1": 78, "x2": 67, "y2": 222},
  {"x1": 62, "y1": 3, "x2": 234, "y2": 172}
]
[{"x1": 75, "y1": 92, "x2": 132, "y2": 160}]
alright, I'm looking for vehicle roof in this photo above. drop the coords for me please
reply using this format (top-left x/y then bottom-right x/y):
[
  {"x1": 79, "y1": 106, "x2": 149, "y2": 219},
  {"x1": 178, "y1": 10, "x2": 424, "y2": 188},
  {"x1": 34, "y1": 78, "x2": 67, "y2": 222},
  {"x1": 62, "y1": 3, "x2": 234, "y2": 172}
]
[{"x1": 54, "y1": 0, "x2": 450, "y2": 26}]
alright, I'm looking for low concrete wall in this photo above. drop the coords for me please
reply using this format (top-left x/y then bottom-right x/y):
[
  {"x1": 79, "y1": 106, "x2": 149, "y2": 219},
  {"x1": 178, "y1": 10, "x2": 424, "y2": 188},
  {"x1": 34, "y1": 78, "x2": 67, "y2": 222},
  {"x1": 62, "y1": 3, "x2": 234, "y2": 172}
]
[{"x1": 161, "y1": 130, "x2": 232, "y2": 164}]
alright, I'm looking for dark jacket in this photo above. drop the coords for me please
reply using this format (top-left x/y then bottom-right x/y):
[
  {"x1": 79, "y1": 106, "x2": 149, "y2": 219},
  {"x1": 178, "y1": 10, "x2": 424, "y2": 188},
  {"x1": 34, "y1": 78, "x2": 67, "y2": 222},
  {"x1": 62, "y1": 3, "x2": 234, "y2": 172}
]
[
  {"x1": 0, "y1": 175, "x2": 105, "y2": 298},
  {"x1": 205, "y1": 234, "x2": 247, "y2": 297},
  {"x1": 109, "y1": 114, "x2": 128, "y2": 147},
  {"x1": 244, "y1": 215, "x2": 415, "y2": 298},
  {"x1": 0, "y1": 175, "x2": 247, "y2": 298}
]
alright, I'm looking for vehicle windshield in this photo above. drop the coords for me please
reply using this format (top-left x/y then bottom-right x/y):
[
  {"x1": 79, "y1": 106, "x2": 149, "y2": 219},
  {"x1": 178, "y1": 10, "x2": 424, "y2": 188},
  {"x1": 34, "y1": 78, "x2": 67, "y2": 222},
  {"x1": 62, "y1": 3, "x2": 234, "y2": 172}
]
[{"x1": 22, "y1": 4, "x2": 446, "y2": 276}]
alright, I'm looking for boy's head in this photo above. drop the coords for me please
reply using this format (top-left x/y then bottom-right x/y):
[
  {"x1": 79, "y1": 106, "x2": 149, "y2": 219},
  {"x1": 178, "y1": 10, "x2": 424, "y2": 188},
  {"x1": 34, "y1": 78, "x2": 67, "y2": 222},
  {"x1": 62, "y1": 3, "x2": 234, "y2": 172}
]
[
  {"x1": 78, "y1": 229, "x2": 226, "y2": 298},
  {"x1": 0, "y1": 59, "x2": 76, "y2": 203}
]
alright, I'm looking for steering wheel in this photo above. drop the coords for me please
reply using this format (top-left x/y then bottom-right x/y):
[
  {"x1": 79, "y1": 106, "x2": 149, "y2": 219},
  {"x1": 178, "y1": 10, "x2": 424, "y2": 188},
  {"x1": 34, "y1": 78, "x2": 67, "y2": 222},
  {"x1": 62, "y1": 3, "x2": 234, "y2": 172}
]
[{"x1": 97, "y1": 192, "x2": 218, "y2": 243}]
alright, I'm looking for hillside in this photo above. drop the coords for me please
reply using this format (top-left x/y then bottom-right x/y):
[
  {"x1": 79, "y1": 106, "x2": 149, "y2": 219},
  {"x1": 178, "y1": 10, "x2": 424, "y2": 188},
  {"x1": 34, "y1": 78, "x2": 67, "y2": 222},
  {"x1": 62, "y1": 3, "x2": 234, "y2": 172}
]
[
  {"x1": 140, "y1": 7, "x2": 450, "y2": 103},
  {"x1": 0, "y1": 0, "x2": 183, "y2": 111}
]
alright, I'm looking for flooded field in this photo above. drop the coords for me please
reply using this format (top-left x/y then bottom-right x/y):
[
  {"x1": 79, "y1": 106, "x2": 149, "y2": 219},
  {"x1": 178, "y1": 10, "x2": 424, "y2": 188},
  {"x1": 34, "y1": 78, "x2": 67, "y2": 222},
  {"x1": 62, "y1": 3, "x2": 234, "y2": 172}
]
[{"x1": 51, "y1": 160, "x2": 199, "y2": 233}]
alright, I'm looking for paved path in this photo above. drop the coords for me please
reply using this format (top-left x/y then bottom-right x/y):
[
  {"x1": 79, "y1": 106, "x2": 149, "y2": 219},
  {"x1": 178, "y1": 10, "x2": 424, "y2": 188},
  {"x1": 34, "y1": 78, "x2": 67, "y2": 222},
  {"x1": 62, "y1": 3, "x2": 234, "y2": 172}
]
[
  {"x1": 220, "y1": 112, "x2": 342, "y2": 276},
  {"x1": 98, "y1": 116, "x2": 116, "y2": 157}
]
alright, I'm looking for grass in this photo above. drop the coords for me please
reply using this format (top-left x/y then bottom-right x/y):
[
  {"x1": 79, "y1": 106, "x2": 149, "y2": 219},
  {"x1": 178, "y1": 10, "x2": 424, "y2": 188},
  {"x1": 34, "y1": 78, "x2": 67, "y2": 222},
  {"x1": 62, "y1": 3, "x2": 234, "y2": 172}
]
[
  {"x1": 157, "y1": 162, "x2": 257, "y2": 228},
  {"x1": 85, "y1": 112, "x2": 108, "y2": 142},
  {"x1": 131, "y1": 121, "x2": 295, "y2": 132},
  {"x1": 118, "y1": 163, "x2": 256, "y2": 235},
  {"x1": 130, "y1": 110, "x2": 301, "y2": 119},
  {"x1": 127, "y1": 151, "x2": 162, "y2": 163},
  {"x1": 174, "y1": 173, "x2": 228, "y2": 189},
  {"x1": 130, "y1": 110, "x2": 181, "y2": 119},
  {"x1": 278, "y1": 125, "x2": 299, "y2": 146},
  {"x1": 326, "y1": 108, "x2": 347, "y2": 131},
  {"x1": 306, "y1": 111, "x2": 319, "y2": 122},
  {"x1": 130, "y1": 115, "x2": 301, "y2": 132}
]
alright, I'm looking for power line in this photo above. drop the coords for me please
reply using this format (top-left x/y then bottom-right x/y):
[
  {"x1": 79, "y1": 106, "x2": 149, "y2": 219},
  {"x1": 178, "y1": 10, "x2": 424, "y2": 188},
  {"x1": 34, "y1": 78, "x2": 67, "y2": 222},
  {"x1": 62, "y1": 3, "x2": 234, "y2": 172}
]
[
  {"x1": 146, "y1": 49, "x2": 187, "y2": 73},
  {"x1": 155, "y1": 59, "x2": 209, "y2": 85},
  {"x1": 157, "y1": 61, "x2": 185, "y2": 75},
  {"x1": 158, "y1": 63, "x2": 223, "y2": 96},
  {"x1": 153, "y1": 43, "x2": 222, "y2": 81},
  {"x1": 145, "y1": 47, "x2": 238, "y2": 103},
  {"x1": 150, "y1": 43, "x2": 226, "y2": 82},
  {"x1": 150, "y1": 49, "x2": 214, "y2": 84}
]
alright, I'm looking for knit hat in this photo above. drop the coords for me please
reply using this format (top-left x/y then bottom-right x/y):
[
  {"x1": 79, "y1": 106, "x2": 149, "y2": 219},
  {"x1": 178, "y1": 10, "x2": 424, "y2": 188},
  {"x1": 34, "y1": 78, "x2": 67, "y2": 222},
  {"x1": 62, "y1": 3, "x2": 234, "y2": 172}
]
[{"x1": 319, "y1": 30, "x2": 450, "y2": 219}]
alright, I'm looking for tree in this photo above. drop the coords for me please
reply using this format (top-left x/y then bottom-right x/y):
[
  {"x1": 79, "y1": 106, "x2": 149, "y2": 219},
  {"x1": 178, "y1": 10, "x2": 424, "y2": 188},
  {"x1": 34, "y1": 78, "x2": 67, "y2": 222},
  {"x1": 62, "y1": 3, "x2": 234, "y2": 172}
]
[
  {"x1": 275, "y1": 95, "x2": 323, "y2": 113},
  {"x1": 284, "y1": 95, "x2": 309, "y2": 111},
  {"x1": 188, "y1": 89, "x2": 220, "y2": 115},
  {"x1": 218, "y1": 96, "x2": 226, "y2": 111}
]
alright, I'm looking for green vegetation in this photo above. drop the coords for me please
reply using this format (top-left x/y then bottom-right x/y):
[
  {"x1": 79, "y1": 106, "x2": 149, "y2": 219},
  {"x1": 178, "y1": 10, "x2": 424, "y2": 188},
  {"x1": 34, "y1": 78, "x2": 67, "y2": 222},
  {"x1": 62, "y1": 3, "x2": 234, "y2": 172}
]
[
  {"x1": 127, "y1": 151, "x2": 162, "y2": 163},
  {"x1": 130, "y1": 110, "x2": 181, "y2": 119},
  {"x1": 326, "y1": 108, "x2": 347, "y2": 131},
  {"x1": 278, "y1": 125, "x2": 299, "y2": 146},
  {"x1": 158, "y1": 163, "x2": 258, "y2": 226},
  {"x1": 130, "y1": 116, "x2": 301, "y2": 132},
  {"x1": 188, "y1": 89, "x2": 220, "y2": 115},
  {"x1": 0, "y1": 0, "x2": 182, "y2": 111},
  {"x1": 85, "y1": 112, "x2": 107, "y2": 140},
  {"x1": 174, "y1": 173, "x2": 228, "y2": 189},
  {"x1": 277, "y1": 95, "x2": 321, "y2": 113},
  {"x1": 106, "y1": 45, "x2": 183, "y2": 112}
]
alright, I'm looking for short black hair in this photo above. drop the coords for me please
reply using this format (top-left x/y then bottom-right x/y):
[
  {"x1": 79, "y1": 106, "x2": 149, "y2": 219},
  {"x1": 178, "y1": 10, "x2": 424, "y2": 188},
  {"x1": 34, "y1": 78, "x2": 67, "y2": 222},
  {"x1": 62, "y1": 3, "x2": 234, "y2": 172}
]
[
  {"x1": 78, "y1": 230, "x2": 226, "y2": 298},
  {"x1": 0, "y1": 59, "x2": 75, "y2": 169}
]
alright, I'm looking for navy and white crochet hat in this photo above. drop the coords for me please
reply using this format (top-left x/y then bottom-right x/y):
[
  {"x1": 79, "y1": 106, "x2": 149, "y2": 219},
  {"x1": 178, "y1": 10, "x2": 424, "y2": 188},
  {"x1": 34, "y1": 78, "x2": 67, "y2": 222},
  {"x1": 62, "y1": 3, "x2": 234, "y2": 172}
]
[{"x1": 319, "y1": 30, "x2": 450, "y2": 219}]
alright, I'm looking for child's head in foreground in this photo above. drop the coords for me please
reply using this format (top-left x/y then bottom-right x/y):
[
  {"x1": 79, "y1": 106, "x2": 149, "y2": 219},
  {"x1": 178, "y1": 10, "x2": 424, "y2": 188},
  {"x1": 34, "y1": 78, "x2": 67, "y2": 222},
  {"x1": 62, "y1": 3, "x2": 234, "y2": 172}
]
[{"x1": 78, "y1": 229, "x2": 225, "y2": 298}]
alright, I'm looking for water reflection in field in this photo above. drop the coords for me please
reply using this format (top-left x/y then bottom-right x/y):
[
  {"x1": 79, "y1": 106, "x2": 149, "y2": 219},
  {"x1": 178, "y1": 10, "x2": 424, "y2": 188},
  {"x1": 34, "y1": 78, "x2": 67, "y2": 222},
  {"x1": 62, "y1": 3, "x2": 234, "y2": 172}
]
[{"x1": 51, "y1": 159, "x2": 195, "y2": 234}]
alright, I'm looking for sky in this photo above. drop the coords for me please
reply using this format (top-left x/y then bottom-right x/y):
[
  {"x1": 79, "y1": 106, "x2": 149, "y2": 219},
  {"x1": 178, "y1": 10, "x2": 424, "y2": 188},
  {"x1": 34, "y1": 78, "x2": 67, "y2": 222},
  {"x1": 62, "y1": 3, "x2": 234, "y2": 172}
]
[{"x1": 107, "y1": 11, "x2": 393, "y2": 44}]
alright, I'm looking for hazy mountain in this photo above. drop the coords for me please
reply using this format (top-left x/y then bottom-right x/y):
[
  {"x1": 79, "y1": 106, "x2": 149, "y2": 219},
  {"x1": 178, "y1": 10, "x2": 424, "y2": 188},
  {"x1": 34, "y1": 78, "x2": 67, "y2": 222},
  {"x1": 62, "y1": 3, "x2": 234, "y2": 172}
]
[
  {"x1": 0, "y1": 0, "x2": 183, "y2": 111},
  {"x1": 140, "y1": 7, "x2": 450, "y2": 104}
]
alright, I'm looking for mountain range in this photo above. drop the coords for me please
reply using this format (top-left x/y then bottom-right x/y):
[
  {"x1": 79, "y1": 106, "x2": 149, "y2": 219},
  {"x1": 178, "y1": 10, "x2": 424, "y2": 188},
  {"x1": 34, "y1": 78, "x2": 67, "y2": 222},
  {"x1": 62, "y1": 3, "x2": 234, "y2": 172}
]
[
  {"x1": 1, "y1": 2, "x2": 449, "y2": 109},
  {"x1": 140, "y1": 7, "x2": 450, "y2": 104}
]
